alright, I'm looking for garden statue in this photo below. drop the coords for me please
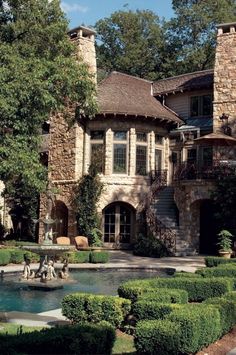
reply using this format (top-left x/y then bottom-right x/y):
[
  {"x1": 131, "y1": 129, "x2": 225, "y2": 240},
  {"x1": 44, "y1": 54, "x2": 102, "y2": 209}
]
[
  {"x1": 41, "y1": 259, "x2": 57, "y2": 281},
  {"x1": 58, "y1": 259, "x2": 69, "y2": 279},
  {"x1": 21, "y1": 258, "x2": 35, "y2": 280}
]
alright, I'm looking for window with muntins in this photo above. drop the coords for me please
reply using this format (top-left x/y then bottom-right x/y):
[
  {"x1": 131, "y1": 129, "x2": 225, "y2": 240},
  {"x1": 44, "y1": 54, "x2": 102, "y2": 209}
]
[
  {"x1": 190, "y1": 95, "x2": 212, "y2": 117},
  {"x1": 136, "y1": 132, "x2": 147, "y2": 175},
  {"x1": 113, "y1": 131, "x2": 127, "y2": 173},
  {"x1": 90, "y1": 130, "x2": 104, "y2": 173}
]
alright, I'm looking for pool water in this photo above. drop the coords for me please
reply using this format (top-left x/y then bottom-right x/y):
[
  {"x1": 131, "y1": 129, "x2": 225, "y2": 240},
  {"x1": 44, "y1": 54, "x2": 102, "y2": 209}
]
[{"x1": 0, "y1": 270, "x2": 164, "y2": 313}]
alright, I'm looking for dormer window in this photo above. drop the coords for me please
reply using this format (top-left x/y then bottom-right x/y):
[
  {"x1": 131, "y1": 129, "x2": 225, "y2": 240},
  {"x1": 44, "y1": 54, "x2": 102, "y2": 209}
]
[{"x1": 190, "y1": 95, "x2": 212, "y2": 117}]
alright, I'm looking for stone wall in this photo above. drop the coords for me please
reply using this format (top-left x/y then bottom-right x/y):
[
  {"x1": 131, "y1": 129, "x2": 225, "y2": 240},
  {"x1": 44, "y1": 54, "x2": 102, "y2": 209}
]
[{"x1": 213, "y1": 23, "x2": 236, "y2": 135}]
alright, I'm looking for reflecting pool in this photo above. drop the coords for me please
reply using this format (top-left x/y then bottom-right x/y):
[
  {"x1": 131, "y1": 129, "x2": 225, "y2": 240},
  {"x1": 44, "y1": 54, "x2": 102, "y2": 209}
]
[{"x1": 0, "y1": 269, "x2": 166, "y2": 313}]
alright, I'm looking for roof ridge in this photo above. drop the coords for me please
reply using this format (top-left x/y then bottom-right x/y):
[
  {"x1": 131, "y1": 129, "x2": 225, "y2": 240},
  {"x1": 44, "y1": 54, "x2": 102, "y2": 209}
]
[
  {"x1": 154, "y1": 69, "x2": 213, "y2": 84},
  {"x1": 111, "y1": 71, "x2": 153, "y2": 84}
]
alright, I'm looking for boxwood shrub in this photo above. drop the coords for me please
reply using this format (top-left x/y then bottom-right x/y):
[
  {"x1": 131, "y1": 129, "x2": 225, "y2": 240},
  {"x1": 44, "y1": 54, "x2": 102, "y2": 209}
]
[
  {"x1": 204, "y1": 297, "x2": 236, "y2": 335},
  {"x1": 135, "y1": 319, "x2": 181, "y2": 355},
  {"x1": 62, "y1": 293, "x2": 131, "y2": 327},
  {"x1": 205, "y1": 256, "x2": 236, "y2": 268},
  {"x1": 133, "y1": 302, "x2": 174, "y2": 321},
  {"x1": 0, "y1": 249, "x2": 11, "y2": 265},
  {"x1": 66, "y1": 251, "x2": 90, "y2": 263},
  {"x1": 8, "y1": 249, "x2": 39, "y2": 264},
  {"x1": 137, "y1": 288, "x2": 188, "y2": 304},
  {"x1": 196, "y1": 265, "x2": 236, "y2": 278},
  {"x1": 0, "y1": 322, "x2": 116, "y2": 355},
  {"x1": 90, "y1": 251, "x2": 109, "y2": 263},
  {"x1": 174, "y1": 271, "x2": 201, "y2": 278},
  {"x1": 118, "y1": 277, "x2": 233, "y2": 302},
  {"x1": 224, "y1": 291, "x2": 236, "y2": 302}
]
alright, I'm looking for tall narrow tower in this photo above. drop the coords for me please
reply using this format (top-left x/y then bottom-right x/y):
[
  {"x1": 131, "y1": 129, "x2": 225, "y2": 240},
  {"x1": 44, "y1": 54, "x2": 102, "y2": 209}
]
[
  {"x1": 68, "y1": 26, "x2": 97, "y2": 83},
  {"x1": 213, "y1": 23, "x2": 236, "y2": 136}
]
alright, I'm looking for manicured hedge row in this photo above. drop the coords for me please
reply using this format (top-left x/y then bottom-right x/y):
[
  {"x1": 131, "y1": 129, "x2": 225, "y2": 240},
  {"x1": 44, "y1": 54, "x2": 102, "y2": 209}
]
[
  {"x1": 0, "y1": 249, "x2": 11, "y2": 265},
  {"x1": 174, "y1": 271, "x2": 201, "y2": 278},
  {"x1": 133, "y1": 302, "x2": 174, "y2": 321},
  {"x1": 64, "y1": 251, "x2": 109, "y2": 264},
  {"x1": 0, "y1": 322, "x2": 116, "y2": 355},
  {"x1": 135, "y1": 304, "x2": 221, "y2": 355},
  {"x1": 196, "y1": 265, "x2": 236, "y2": 278},
  {"x1": 204, "y1": 297, "x2": 236, "y2": 335},
  {"x1": 118, "y1": 277, "x2": 233, "y2": 302},
  {"x1": 62, "y1": 293, "x2": 131, "y2": 327},
  {"x1": 137, "y1": 289, "x2": 188, "y2": 304},
  {"x1": 205, "y1": 256, "x2": 236, "y2": 268},
  {"x1": 10, "y1": 249, "x2": 40, "y2": 263}
]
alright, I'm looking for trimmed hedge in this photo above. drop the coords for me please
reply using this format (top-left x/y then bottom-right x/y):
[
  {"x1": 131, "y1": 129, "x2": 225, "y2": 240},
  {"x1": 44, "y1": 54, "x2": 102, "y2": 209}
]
[
  {"x1": 205, "y1": 256, "x2": 236, "y2": 268},
  {"x1": 224, "y1": 291, "x2": 236, "y2": 302},
  {"x1": 118, "y1": 277, "x2": 233, "y2": 302},
  {"x1": 90, "y1": 251, "x2": 109, "y2": 263},
  {"x1": 133, "y1": 302, "x2": 174, "y2": 321},
  {"x1": 196, "y1": 265, "x2": 236, "y2": 278},
  {"x1": 174, "y1": 271, "x2": 201, "y2": 278},
  {"x1": 66, "y1": 251, "x2": 90, "y2": 263},
  {"x1": 135, "y1": 320, "x2": 181, "y2": 355},
  {"x1": 0, "y1": 249, "x2": 10, "y2": 265},
  {"x1": 137, "y1": 288, "x2": 188, "y2": 304},
  {"x1": 62, "y1": 293, "x2": 131, "y2": 327},
  {"x1": 204, "y1": 297, "x2": 236, "y2": 335},
  {"x1": 8, "y1": 249, "x2": 40, "y2": 264},
  {"x1": 0, "y1": 322, "x2": 116, "y2": 355},
  {"x1": 135, "y1": 305, "x2": 221, "y2": 355}
]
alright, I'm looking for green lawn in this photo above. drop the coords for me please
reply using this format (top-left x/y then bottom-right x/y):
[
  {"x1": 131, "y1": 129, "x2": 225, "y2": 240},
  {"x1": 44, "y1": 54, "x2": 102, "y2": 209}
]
[{"x1": 0, "y1": 322, "x2": 46, "y2": 335}]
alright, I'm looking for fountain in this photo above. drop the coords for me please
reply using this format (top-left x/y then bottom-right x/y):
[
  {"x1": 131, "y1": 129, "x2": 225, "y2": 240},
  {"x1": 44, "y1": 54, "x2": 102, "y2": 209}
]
[{"x1": 20, "y1": 183, "x2": 74, "y2": 290}]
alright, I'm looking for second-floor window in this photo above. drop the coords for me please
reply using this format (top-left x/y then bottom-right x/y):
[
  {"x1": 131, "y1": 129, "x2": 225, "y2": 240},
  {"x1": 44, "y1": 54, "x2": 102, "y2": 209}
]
[
  {"x1": 190, "y1": 95, "x2": 212, "y2": 117},
  {"x1": 113, "y1": 131, "x2": 127, "y2": 173},
  {"x1": 90, "y1": 130, "x2": 104, "y2": 173},
  {"x1": 136, "y1": 132, "x2": 147, "y2": 175}
]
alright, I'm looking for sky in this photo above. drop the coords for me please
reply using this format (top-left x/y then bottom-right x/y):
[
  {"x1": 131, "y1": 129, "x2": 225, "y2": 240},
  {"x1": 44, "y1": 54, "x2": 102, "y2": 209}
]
[{"x1": 60, "y1": 0, "x2": 174, "y2": 29}]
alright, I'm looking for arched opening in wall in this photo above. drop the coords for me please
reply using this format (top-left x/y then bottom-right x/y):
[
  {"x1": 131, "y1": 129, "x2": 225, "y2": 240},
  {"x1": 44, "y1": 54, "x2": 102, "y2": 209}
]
[
  {"x1": 51, "y1": 201, "x2": 68, "y2": 240},
  {"x1": 199, "y1": 199, "x2": 217, "y2": 255},
  {"x1": 103, "y1": 202, "x2": 135, "y2": 246}
]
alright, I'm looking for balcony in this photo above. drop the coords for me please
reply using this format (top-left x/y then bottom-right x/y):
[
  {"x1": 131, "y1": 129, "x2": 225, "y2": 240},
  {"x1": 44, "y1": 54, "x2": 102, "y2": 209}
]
[{"x1": 174, "y1": 160, "x2": 236, "y2": 181}]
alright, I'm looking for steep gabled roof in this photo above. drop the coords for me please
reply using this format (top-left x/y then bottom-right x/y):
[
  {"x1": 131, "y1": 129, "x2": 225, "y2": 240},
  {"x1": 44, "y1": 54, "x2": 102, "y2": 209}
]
[
  {"x1": 97, "y1": 71, "x2": 182, "y2": 124},
  {"x1": 153, "y1": 69, "x2": 214, "y2": 95}
]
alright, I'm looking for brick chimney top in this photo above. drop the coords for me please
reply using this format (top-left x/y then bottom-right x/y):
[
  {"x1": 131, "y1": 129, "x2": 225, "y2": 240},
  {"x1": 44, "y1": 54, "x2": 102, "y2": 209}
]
[
  {"x1": 217, "y1": 22, "x2": 236, "y2": 36},
  {"x1": 68, "y1": 26, "x2": 96, "y2": 41}
]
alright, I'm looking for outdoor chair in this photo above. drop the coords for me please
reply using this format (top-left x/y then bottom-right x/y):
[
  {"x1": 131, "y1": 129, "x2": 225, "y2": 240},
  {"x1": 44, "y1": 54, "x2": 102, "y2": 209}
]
[
  {"x1": 74, "y1": 236, "x2": 89, "y2": 249},
  {"x1": 56, "y1": 236, "x2": 71, "y2": 245}
]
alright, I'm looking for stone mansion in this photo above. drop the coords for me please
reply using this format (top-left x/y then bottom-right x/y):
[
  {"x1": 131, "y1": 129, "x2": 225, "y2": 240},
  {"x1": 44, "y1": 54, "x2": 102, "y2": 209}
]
[{"x1": 36, "y1": 22, "x2": 236, "y2": 255}]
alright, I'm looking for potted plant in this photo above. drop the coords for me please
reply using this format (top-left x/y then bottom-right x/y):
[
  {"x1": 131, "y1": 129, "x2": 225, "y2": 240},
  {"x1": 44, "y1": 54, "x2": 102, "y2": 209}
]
[{"x1": 217, "y1": 230, "x2": 233, "y2": 258}]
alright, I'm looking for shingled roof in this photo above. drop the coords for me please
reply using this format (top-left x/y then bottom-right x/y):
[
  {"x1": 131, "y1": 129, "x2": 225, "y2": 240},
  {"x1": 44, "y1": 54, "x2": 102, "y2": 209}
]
[
  {"x1": 97, "y1": 72, "x2": 182, "y2": 124},
  {"x1": 153, "y1": 69, "x2": 214, "y2": 95}
]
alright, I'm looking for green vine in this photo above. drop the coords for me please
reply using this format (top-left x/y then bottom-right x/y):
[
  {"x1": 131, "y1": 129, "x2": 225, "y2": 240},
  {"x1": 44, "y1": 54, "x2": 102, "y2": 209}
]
[{"x1": 73, "y1": 165, "x2": 103, "y2": 246}]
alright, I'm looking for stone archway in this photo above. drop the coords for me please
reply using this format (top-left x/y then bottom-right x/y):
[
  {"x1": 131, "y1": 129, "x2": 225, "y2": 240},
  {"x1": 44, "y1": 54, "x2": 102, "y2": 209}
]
[
  {"x1": 102, "y1": 202, "x2": 136, "y2": 246},
  {"x1": 51, "y1": 200, "x2": 68, "y2": 240}
]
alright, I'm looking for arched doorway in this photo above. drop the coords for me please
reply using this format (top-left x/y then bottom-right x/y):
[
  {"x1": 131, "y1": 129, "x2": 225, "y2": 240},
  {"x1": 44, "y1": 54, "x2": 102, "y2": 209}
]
[
  {"x1": 103, "y1": 202, "x2": 135, "y2": 245},
  {"x1": 51, "y1": 201, "x2": 68, "y2": 239},
  {"x1": 199, "y1": 199, "x2": 217, "y2": 254}
]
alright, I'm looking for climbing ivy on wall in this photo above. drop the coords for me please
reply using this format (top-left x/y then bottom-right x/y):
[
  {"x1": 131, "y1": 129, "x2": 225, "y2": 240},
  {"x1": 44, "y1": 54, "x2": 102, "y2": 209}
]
[{"x1": 73, "y1": 165, "x2": 103, "y2": 246}]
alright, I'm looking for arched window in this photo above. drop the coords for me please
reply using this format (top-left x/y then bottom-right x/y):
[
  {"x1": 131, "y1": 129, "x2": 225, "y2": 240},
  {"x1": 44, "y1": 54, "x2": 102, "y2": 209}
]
[{"x1": 103, "y1": 203, "x2": 135, "y2": 244}]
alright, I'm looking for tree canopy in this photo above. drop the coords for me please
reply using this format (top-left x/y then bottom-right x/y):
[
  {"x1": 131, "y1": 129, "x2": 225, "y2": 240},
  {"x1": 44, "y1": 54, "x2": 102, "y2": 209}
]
[
  {"x1": 95, "y1": 1, "x2": 236, "y2": 80},
  {"x1": 0, "y1": 0, "x2": 97, "y2": 237}
]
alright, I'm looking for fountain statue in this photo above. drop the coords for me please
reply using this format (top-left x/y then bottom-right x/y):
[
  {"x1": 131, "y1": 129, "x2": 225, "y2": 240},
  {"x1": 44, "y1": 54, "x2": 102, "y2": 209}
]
[{"x1": 21, "y1": 182, "x2": 74, "y2": 289}]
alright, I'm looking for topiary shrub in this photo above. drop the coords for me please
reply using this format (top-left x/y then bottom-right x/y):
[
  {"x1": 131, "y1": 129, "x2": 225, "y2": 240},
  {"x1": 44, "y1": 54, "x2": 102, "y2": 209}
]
[
  {"x1": 62, "y1": 293, "x2": 131, "y2": 327},
  {"x1": 90, "y1": 251, "x2": 109, "y2": 263},
  {"x1": 196, "y1": 265, "x2": 236, "y2": 278},
  {"x1": 0, "y1": 322, "x2": 116, "y2": 355},
  {"x1": 118, "y1": 277, "x2": 234, "y2": 302},
  {"x1": 135, "y1": 319, "x2": 181, "y2": 355},
  {"x1": 137, "y1": 288, "x2": 188, "y2": 304},
  {"x1": 133, "y1": 233, "x2": 169, "y2": 258},
  {"x1": 204, "y1": 297, "x2": 236, "y2": 335},
  {"x1": 65, "y1": 251, "x2": 90, "y2": 263},
  {"x1": 205, "y1": 256, "x2": 236, "y2": 268},
  {"x1": 133, "y1": 302, "x2": 174, "y2": 321},
  {"x1": 0, "y1": 249, "x2": 11, "y2": 265}
]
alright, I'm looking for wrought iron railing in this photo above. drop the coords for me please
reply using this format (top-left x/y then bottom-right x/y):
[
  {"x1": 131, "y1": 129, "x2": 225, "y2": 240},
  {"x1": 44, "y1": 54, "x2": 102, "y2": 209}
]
[{"x1": 174, "y1": 160, "x2": 236, "y2": 181}]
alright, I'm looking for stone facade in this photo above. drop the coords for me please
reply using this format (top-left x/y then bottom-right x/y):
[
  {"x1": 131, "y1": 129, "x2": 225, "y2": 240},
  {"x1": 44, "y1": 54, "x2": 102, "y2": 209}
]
[{"x1": 213, "y1": 23, "x2": 236, "y2": 135}]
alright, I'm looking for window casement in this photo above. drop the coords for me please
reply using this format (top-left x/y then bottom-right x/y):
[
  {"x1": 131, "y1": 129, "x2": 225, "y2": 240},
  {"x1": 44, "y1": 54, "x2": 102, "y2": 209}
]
[
  {"x1": 113, "y1": 130, "x2": 128, "y2": 174},
  {"x1": 136, "y1": 132, "x2": 147, "y2": 176},
  {"x1": 155, "y1": 133, "x2": 164, "y2": 145},
  {"x1": 187, "y1": 148, "x2": 197, "y2": 165},
  {"x1": 90, "y1": 130, "x2": 105, "y2": 173},
  {"x1": 190, "y1": 95, "x2": 213, "y2": 117}
]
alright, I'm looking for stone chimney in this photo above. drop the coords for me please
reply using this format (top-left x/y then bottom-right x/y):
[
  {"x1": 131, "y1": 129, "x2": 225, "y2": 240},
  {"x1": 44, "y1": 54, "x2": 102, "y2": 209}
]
[
  {"x1": 213, "y1": 22, "x2": 236, "y2": 135},
  {"x1": 68, "y1": 25, "x2": 97, "y2": 83}
]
